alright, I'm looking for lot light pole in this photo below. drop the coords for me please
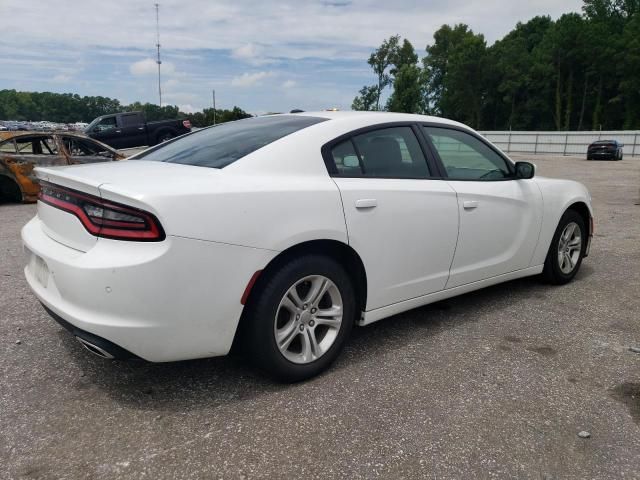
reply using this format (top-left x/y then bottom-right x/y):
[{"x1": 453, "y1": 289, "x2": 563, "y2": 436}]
[{"x1": 155, "y1": 3, "x2": 162, "y2": 106}]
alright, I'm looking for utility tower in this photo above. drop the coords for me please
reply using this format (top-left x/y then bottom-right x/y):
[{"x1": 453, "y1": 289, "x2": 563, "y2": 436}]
[{"x1": 155, "y1": 3, "x2": 162, "y2": 106}]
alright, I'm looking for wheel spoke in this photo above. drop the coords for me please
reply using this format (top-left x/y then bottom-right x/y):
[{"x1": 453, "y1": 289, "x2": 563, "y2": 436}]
[
  {"x1": 280, "y1": 295, "x2": 298, "y2": 314},
  {"x1": 565, "y1": 252, "x2": 575, "y2": 269},
  {"x1": 287, "y1": 288, "x2": 304, "y2": 309},
  {"x1": 315, "y1": 306, "x2": 342, "y2": 328},
  {"x1": 301, "y1": 328, "x2": 320, "y2": 362},
  {"x1": 306, "y1": 277, "x2": 329, "y2": 306},
  {"x1": 567, "y1": 223, "x2": 577, "y2": 240},
  {"x1": 315, "y1": 317, "x2": 342, "y2": 329},
  {"x1": 568, "y1": 237, "x2": 581, "y2": 248},
  {"x1": 276, "y1": 320, "x2": 299, "y2": 350}
]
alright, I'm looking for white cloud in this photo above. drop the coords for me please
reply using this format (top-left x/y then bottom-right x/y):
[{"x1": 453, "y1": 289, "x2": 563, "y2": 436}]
[
  {"x1": 130, "y1": 58, "x2": 175, "y2": 76},
  {"x1": 231, "y1": 71, "x2": 274, "y2": 87},
  {"x1": 178, "y1": 104, "x2": 197, "y2": 113},
  {"x1": 282, "y1": 79, "x2": 297, "y2": 88},
  {"x1": 0, "y1": 0, "x2": 584, "y2": 58},
  {"x1": 52, "y1": 74, "x2": 72, "y2": 83}
]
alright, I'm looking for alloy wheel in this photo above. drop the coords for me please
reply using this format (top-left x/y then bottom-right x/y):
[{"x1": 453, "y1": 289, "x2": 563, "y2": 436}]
[
  {"x1": 557, "y1": 221, "x2": 582, "y2": 274},
  {"x1": 274, "y1": 275, "x2": 343, "y2": 364}
]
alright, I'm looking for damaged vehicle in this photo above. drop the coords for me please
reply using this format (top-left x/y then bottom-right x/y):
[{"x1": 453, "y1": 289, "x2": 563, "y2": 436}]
[{"x1": 0, "y1": 131, "x2": 124, "y2": 203}]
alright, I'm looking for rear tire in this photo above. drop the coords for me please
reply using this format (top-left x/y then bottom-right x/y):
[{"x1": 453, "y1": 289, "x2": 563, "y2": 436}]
[
  {"x1": 0, "y1": 176, "x2": 23, "y2": 203},
  {"x1": 242, "y1": 254, "x2": 355, "y2": 382},
  {"x1": 542, "y1": 210, "x2": 586, "y2": 285}
]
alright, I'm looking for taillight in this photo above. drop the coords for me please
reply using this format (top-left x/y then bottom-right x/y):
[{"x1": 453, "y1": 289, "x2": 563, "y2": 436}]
[
  {"x1": 182, "y1": 119, "x2": 191, "y2": 129},
  {"x1": 38, "y1": 181, "x2": 165, "y2": 241}
]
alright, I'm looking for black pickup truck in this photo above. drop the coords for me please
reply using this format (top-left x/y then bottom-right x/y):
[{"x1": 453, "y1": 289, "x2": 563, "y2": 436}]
[{"x1": 85, "y1": 111, "x2": 191, "y2": 149}]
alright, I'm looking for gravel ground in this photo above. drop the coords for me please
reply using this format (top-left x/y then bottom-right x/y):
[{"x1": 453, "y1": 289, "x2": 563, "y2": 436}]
[{"x1": 1, "y1": 154, "x2": 639, "y2": 479}]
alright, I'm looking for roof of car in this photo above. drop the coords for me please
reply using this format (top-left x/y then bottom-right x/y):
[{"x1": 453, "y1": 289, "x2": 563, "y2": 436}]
[
  {"x1": 0, "y1": 131, "x2": 91, "y2": 141},
  {"x1": 0, "y1": 130, "x2": 117, "y2": 152},
  {"x1": 292, "y1": 110, "x2": 466, "y2": 127}
]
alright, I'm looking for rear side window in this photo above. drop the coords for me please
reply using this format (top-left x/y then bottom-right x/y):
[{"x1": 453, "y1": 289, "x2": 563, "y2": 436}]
[
  {"x1": 120, "y1": 114, "x2": 142, "y2": 127},
  {"x1": 136, "y1": 115, "x2": 327, "y2": 169},
  {"x1": 0, "y1": 139, "x2": 16, "y2": 153},
  {"x1": 14, "y1": 135, "x2": 58, "y2": 155},
  {"x1": 330, "y1": 126, "x2": 430, "y2": 178}
]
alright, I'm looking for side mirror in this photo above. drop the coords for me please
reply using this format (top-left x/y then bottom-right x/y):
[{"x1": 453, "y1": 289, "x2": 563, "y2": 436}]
[
  {"x1": 515, "y1": 161, "x2": 535, "y2": 179},
  {"x1": 619, "y1": 143, "x2": 624, "y2": 147}
]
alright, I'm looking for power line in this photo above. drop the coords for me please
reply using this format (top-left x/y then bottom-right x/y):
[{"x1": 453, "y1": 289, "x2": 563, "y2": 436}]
[{"x1": 155, "y1": 3, "x2": 162, "y2": 106}]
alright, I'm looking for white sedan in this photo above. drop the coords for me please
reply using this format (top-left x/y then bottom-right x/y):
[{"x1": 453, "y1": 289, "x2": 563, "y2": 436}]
[{"x1": 22, "y1": 112, "x2": 593, "y2": 381}]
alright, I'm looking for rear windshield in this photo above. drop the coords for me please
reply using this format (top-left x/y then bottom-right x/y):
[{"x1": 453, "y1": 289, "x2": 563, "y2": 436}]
[{"x1": 135, "y1": 115, "x2": 327, "y2": 168}]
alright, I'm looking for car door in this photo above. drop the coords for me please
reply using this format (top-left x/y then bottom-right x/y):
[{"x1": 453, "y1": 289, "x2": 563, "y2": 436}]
[
  {"x1": 422, "y1": 125, "x2": 543, "y2": 288},
  {"x1": 89, "y1": 116, "x2": 124, "y2": 149},
  {"x1": 61, "y1": 136, "x2": 114, "y2": 164},
  {"x1": 118, "y1": 112, "x2": 147, "y2": 148},
  {"x1": 326, "y1": 125, "x2": 459, "y2": 311}
]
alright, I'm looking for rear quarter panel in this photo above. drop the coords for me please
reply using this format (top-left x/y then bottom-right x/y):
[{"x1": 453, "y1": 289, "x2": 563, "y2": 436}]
[{"x1": 97, "y1": 172, "x2": 348, "y2": 252}]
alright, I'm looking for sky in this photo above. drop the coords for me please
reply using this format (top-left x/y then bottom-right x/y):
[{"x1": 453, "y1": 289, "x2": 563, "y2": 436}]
[{"x1": 0, "y1": 0, "x2": 584, "y2": 115}]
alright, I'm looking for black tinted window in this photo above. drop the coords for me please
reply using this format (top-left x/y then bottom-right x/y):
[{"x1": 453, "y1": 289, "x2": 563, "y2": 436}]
[
  {"x1": 330, "y1": 140, "x2": 361, "y2": 176},
  {"x1": 137, "y1": 115, "x2": 327, "y2": 169},
  {"x1": 332, "y1": 127, "x2": 430, "y2": 178},
  {"x1": 121, "y1": 114, "x2": 142, "y2": 127}
]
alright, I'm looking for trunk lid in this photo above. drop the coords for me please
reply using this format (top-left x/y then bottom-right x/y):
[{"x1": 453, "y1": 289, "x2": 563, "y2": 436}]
[{"x1": 34, "y1": 161, "x2": 224, "y2": 249}]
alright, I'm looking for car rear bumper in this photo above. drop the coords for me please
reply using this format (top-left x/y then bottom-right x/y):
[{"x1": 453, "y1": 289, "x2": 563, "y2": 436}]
[
  {"x1": 22, "y1": 215, "x2": 276, "y2": 362},
  {"x1": 588, "y1": 151, "x2": 616, "y2": 158}
]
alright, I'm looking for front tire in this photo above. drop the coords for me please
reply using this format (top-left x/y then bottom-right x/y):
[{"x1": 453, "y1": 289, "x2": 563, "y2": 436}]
[
  {"x1": 542, "y1": 210, "x2": 586, "y2": 284},
  {"x1": 242, "y1": 254, "x2": 355, "y2": 382}
]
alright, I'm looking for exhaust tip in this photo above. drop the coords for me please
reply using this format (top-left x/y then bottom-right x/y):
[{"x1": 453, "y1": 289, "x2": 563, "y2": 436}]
[{"x1": 75, "y1": 336, "x2": 115, "y2": 359}]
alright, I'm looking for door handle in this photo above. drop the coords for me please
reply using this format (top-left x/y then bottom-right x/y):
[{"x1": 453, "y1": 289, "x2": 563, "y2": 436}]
[
  {"x1": 138, "y1": 127, "x2": 145, "y2": 130},
  {"x1": 355, "y1": 199, "x2": 377, "y2": 209},
  {"x1": 115, "y1": 130, "x2": 122, "y2": 134},
  {"x1": 463, "y1": 200, "x2": 479, "y2": 210}
]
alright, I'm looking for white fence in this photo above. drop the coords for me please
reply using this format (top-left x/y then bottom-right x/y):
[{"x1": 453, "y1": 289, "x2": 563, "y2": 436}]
[{"x1": 479, "y1": 130, "x2": 640, "y2": 157}]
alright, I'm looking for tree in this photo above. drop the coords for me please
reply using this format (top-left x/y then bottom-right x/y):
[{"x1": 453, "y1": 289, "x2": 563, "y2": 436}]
[
  {"x1": 0, "y1": 89, "x2": 251, "y2": 127},
  {"x1": 366, "y1": 35, "x2": 400, "y2": 110},
  {"x1": 385, "y1": 40, "x2": 425, "y2": 113},
  {"x1": 619, "y1": 14, "x2": 640, "y2": 127},
  {"x1": 423, "y1": 24, "x2": 488, "y2": 128},
  {"x1": 352, "y1": 85, "x2": 379, "y2": 111}
]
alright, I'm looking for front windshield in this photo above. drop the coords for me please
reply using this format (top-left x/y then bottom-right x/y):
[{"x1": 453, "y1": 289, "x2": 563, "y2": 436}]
[{"x1": 84, "y1": 116, "x2": 102, "y2": 133}]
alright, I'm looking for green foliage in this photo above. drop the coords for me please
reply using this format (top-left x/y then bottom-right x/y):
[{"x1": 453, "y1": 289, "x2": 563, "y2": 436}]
[
  {"x1": 354, "y1": 0, "x2": 640, "y2": 129},
  {"x1": 366, "y1": 35, "x2": 400, "y2": 110},
  {"x1": 187, "y1": 106, "x2": 252, "y2": 128},
  {"x1": 352, "y1": 85, "x2": 379, "y2": 111},
  {"x1": 386, "y1": 40, "x2": 424, "y2": 113},
  {"x1": 0, "y1": 89, "x2": 250, "y2": 127}
]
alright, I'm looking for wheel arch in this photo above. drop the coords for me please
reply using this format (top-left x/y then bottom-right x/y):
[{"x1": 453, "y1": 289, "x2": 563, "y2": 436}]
[
  {"x1": 232, "y1": 239, "x2": 368, "y2": 349},
  {"x1": 0, "y1": 173, "x2": 24, "y2": 202},
  {"x1": 566, "y1": 201, "x2": 591, "y2": 233},
  {"x1": 154, "y1": 127, "x2": 177, "y2": 144}
]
